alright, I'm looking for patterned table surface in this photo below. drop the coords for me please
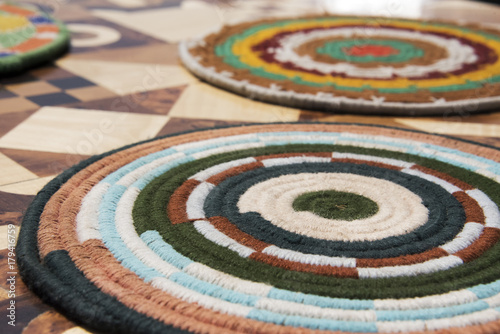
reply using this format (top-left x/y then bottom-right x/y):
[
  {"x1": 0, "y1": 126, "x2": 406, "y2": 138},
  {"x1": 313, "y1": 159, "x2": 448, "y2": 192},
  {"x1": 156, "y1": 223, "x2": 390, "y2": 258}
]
[{"x1": 1, "y1": 0, "x2": 500, "y2": 333}]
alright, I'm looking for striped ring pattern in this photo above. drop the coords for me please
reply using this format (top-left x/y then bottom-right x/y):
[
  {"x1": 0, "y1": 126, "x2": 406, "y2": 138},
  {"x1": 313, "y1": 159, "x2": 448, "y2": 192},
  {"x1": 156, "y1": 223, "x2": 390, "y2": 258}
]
[
  {"x1": 18, "y1": 123, "x2": 500, "y2": 334},
  {"x1": 201, "y1": 157, "x2": 466, "y2": 259},
  {"x1": 180, "y1": 16, "x2": 500, "y2": 115}
]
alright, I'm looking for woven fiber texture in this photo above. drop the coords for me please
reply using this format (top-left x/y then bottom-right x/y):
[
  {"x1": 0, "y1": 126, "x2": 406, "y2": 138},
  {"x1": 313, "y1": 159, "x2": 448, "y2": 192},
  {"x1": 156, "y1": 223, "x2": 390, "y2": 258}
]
[
  {"x1": 17, "y1": 123, "x2": 500, "y2": 334},
  {"x1": 0, "y1": 2, "x2": 69, "y2": 75},
  {"x1": 180, "y1": 15, "x2": 500, "y2": 116}
]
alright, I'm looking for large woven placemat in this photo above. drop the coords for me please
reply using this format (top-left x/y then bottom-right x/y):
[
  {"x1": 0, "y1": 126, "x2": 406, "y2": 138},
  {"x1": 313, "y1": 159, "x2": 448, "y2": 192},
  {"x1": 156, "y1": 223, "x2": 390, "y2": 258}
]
[
  {"x1": 17, "y1": 123, "x2": 500, "y2": 333},
  {"x1": 0, "y1": 2, "x2": 69, "y2": 75},
  {"x1": 180, "y1": 15, "x2": 500, "y2": 115}
]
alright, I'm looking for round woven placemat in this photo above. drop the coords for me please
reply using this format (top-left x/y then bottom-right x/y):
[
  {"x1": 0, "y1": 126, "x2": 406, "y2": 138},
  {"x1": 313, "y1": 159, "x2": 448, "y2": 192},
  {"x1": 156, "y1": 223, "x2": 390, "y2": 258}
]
[
  {"x1": 180, "y1": 15, "x2": 500, "y2": 115},
  {"x1": 17, "y1": 123, "x2": 500, "y2": 334},
  {"x1": 0, "y1": 2, "x2": 69, "y2": 75}
]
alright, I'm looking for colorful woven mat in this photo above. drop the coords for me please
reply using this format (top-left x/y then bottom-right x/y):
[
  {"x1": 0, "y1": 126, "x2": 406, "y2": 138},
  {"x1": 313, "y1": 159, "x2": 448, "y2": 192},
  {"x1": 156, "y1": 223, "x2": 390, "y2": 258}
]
[
  {"x1": 17, "y1": 123, "x2": 500, "y2": 334},
  {"x1": 180, "y1": 16, "x2": 500, "y2": 115},
  {"x1": 0, "y1": 2, "x2": 69, "y2": 75}
]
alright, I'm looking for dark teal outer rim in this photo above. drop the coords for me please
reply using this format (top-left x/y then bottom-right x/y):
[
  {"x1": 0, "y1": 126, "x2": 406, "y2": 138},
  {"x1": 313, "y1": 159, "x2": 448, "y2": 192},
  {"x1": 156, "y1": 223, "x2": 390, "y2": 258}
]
[{"x1": 16, "y1": 122, "x2": 500, "y2": 334}]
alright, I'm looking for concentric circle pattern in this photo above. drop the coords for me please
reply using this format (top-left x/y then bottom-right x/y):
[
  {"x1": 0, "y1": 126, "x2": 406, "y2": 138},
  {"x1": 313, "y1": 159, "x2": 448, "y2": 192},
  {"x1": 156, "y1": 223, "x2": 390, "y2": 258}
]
[
  {"x1": 17, "y1": 123, "x2": 500, "y2": 334},
  {"x1": 0, "y1": 2, "x2": 69, "y2": 74},
  {"x1": 179, "y1": 15, "x2": 500, "y2": 115}
]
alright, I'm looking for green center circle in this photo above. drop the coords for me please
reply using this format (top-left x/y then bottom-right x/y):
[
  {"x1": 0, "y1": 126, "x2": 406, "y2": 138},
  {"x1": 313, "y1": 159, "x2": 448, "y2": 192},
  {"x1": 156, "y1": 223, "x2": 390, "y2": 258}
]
[
  {"x1": 316, "y1": 39, "x2": 424, "y2": 63},
  {"x1": 292, "y1": 190, "x2": 379, "y2": 221}
]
